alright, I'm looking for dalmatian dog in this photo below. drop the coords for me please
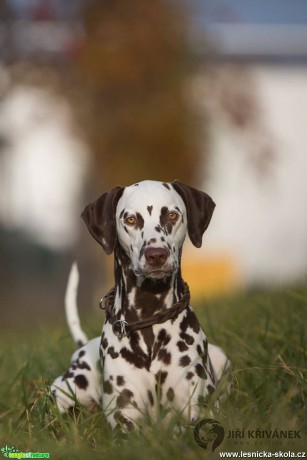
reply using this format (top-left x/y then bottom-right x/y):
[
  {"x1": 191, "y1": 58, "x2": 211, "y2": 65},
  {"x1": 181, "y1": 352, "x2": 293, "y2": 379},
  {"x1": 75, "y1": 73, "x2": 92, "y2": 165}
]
[{"x1": 51, "y1": 180, "x2": 230, "y2": 429}]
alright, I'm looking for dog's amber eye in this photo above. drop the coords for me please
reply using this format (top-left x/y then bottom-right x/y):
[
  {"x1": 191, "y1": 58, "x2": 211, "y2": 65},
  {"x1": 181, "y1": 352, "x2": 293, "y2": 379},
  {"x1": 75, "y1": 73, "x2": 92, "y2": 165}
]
[
  {"x1": 168, "y1": 212, "x2": 179, "y2": 222},
  {"x1": 125, "y1": 216, "x2": 136, "y2": 226}
]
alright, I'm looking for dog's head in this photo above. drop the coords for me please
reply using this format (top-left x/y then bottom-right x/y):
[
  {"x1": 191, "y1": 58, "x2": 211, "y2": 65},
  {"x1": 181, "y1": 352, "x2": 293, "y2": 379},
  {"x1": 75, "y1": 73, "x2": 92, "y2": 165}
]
[{"x1": 82, "y1": 180, "x2": 215, "y2": 279}]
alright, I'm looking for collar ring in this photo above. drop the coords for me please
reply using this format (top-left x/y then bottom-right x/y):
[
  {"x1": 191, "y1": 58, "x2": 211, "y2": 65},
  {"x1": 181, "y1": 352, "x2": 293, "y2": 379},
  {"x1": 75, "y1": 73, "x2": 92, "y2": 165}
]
[{"x1": 112, "y1": 320, "x2": 128, "y2": 339}]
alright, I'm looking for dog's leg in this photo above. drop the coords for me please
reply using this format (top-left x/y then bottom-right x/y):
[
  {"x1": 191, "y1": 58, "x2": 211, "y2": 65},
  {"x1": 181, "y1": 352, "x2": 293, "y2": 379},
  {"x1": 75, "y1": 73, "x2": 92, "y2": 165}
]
[
  {"x1": 51, "y1": 337, "x2": 102, "y2": 413},
  {"x1": 208, "y1": 343, "x2": 232, "y2": 401},
  {"x1": 208, "y1": 344, "x2": 230, "y2": 382}
]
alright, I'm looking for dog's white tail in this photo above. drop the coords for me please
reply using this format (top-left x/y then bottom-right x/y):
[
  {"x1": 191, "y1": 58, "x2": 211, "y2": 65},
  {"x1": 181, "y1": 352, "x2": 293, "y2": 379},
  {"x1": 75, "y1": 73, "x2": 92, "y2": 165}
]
[{"x1": 65, "y1": 262, "x2": 88, "y2": 347}]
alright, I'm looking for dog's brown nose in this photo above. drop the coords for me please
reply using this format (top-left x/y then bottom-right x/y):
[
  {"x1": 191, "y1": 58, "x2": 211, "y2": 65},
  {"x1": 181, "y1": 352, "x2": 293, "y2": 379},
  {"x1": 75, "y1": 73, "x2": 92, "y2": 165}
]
[{"x1": 144, "y1": 247, "x2": 169, "y2": 267}]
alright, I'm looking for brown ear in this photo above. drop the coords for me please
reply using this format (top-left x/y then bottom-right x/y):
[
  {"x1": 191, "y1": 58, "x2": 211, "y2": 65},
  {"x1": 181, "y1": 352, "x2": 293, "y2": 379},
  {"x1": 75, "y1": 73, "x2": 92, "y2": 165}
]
[
  {"x1": 172, "y1": 180, "x2": 215, "y2": 248},
  {"x1": 81, "y1": 186, "x2": 124, "y2": 254}
]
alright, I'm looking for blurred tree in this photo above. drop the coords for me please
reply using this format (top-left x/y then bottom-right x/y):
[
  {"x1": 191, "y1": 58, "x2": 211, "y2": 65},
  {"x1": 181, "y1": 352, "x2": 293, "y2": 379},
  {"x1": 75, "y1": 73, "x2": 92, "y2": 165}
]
[{"x1": 74, "y1": 0, "x2": 202, "y2": 189}]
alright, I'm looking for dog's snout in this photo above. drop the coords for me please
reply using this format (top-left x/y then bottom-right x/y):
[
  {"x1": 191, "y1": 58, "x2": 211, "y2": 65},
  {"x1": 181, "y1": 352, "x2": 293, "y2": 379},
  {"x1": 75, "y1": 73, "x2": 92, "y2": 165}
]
[{"x1": 144, "y1": 247, "x2": 169, "y2": 267}]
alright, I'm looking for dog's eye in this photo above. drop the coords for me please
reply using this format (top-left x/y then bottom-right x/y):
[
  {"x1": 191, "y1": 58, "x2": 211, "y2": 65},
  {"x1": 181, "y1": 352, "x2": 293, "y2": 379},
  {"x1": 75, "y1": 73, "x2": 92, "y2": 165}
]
[
  {"x1": 124, "y1": 216, "x2": 136, "y2": 226},
  {"x1": 168, "y1": 212, "x2": 179, "y2": 222}
]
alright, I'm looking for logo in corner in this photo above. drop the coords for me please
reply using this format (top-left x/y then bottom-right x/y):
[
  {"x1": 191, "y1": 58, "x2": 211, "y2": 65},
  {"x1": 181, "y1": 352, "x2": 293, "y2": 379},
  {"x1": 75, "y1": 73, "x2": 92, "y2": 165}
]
[
  {"x1": 1, "y1": 447, "x2": 18, "y2": 458},
  {"x1": 194, "y1": 418, "x2": 225, "y2": 451},
  {"x1": 1, "y1": 446, "x2": 50, "y2": 459},
  {"x1": 0, "y1": 445, "x2": 18, "y2": 458}
]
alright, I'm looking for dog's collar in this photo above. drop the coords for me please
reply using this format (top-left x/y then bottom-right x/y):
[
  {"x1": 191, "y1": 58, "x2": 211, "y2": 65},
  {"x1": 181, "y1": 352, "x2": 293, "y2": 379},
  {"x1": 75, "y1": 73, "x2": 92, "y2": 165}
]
[{"x1": 100, "y1": 283, "x2": 190, "y2": 340}]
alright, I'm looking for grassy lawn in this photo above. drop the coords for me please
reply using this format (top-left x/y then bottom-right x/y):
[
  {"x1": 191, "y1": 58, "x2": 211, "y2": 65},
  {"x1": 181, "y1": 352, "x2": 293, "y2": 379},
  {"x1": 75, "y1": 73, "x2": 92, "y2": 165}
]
[{"x1": 0, "y1": 287, "x2": 306, "y2": 459}]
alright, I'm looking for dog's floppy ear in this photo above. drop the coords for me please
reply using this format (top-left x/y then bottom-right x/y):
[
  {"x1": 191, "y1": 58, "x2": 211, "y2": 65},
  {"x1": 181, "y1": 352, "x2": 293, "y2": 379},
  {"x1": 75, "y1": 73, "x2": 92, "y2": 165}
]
[
  {"x1": 81, "y1": 186, "x2": 124, "y2": 254},
  {"x1": 172, "y1": 180, "x2": 215, "y2": 248}
]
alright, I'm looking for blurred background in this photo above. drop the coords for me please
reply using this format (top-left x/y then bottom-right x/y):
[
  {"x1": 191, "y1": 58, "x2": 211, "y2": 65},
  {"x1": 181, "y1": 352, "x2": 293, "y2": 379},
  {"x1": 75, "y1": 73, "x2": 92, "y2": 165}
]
[{"x1": 1, "y1": 0, "x2": 307, "y2": 332}]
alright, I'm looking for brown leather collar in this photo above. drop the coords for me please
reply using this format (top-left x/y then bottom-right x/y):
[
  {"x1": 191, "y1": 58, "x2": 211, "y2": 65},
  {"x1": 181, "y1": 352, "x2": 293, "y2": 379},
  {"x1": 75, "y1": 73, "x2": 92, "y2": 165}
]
[{"x1": 100, "y1": 283, "x2": 190, "y2": 340}]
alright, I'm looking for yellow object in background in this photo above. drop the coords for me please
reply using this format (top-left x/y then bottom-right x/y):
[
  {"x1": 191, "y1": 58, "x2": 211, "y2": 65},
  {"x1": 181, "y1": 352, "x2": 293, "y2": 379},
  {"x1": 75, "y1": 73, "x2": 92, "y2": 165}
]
[{"x1": 181, "y1": 253, "x2": 241, "y2": 299}]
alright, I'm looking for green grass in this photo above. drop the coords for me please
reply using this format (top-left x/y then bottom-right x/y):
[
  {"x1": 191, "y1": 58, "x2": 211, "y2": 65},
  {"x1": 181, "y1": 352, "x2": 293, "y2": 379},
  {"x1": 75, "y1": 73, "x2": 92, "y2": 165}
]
[{"x1": 0, "y1": 287, "x2": 306, "y2": 459}]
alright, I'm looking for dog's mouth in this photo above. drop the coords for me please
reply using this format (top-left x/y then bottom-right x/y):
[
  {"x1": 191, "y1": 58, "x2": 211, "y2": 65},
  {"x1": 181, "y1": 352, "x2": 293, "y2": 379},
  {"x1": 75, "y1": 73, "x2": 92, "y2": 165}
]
[
  {"x1": 134, "y1": 263, "x2": 177, "y2": 279},
  {"x1": 144, "y1": 269, "x2": 172, "y2": 279}
]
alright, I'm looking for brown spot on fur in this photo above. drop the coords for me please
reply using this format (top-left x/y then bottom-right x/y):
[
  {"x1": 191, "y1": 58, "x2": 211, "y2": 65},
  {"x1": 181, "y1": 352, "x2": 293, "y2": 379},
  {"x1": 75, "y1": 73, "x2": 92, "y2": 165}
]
[
  {"x1": 107, "y1": 347, "x2": 119, "y2": 359},
  {"x1": 116, "y1": 389, "x2": 134, "y2": 409},
  {"x1": 157, "y1": 348, "x2": 172, "y2": 365},
  {"x1": 147, "y1": 390, "x2": 154, "y2": 407},
  {"x1": 116, "y1": 375, "x2": 125, "y2": 386},
  {"x1": 103, "y1": 379, "x2": 113, "y2": 394},
  {"x1": 77, "y1": 361, "x2": 91, "y2": 371},
  {"x1": 195, "y1": 363, "x2": 207, "y2": 379},
  {"x1": 120, "y1": 346, "x2": 149, "y2": 370},
  {"x1": 135, "y1": 212, "x2": 144, "y2": 230},
  {"x1": 62, "y1": 371, "x2": 74, "y2": 381},
  {"x1": 155, "y1": 370, "x2": 168, "y2": 385},
  {"x1": 186, "y1": 371, "x2": 194, "y2": 380},
  {"x1": 180, "y1": 307, "x2": 200, "y2": 334},
  {"x1": 152, "y1": 328, "x2": 171, "y2": 360},
  {"x1": 166, "y1": 387, "x2": 175, "y2": 402},
  {"x1": 179, "y1": 355, "x2": 191, "y2": 367},
  {"x1": 160, "y1": 206, "x2": 174, "y2": 234},
  {"x1": 155, "y1": 370, "x2": 168, "y2": 397},
  {"x1": 177, "y1": 340, "x2": 189, "y2": 352},
  {"x1": 147, "y1": 205, "x2": 153, "y2": 215},
  {"x1": 74, "y1": 374, "x2": 88, "y2": 390},
  {"x1": 101, "y1": 337, "x2": 108, "y2": 349},
  {"x1": 157, "y1": 328, "x2": 171, "y2": 345},
  {"x1": 179, "y1": 331, "x2": 194, "y2": 345}
]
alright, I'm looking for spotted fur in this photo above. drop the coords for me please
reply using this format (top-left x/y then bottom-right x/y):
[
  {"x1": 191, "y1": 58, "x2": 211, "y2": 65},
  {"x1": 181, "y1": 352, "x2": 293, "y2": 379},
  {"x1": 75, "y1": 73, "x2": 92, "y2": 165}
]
[{"x1": 51, "y1": 180, "x2": 231, "y2": 429}]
